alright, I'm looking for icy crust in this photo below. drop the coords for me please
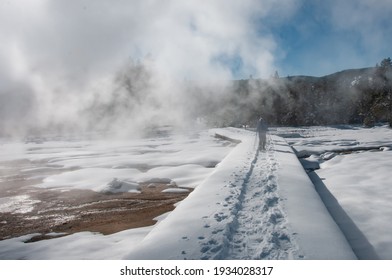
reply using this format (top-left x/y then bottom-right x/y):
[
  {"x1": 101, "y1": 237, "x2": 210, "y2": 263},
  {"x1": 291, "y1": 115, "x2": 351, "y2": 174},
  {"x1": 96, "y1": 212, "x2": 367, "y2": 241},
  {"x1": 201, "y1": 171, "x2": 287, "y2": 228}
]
[{"x1": 126, "y1": 128, "x2": 356, "y2": 260}]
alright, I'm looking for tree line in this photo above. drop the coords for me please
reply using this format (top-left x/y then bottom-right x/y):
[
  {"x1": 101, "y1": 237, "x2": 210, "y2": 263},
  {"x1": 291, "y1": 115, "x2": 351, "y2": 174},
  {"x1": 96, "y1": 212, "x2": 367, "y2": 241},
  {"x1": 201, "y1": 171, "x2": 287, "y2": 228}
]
[
  {"x1": 86, "y1": 58, "x2": 392, "y2": 132},
  {"x1": 199, "y1": 58, "x2": 392, "y2": 128}
]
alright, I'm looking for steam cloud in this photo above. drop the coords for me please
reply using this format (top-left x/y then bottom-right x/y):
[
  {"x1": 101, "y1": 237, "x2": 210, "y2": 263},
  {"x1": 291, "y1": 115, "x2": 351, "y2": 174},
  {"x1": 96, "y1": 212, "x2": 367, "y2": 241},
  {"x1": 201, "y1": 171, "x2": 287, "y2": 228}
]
[{"x1": 0, "y1": 0, "x2": 391, "y2": 137}]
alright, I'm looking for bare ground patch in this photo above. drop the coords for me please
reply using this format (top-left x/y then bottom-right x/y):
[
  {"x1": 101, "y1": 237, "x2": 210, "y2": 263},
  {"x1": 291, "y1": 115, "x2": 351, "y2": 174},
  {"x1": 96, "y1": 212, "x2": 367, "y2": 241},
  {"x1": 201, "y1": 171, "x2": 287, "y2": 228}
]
[{"x1": 0, "y1": 160, "x2": 192, "y2": 242}]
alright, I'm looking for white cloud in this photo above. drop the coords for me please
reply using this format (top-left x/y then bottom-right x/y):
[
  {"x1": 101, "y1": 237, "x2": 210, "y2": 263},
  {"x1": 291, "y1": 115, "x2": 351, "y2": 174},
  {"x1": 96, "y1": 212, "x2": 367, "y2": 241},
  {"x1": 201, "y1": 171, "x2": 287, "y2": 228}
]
[{"x1": 324, "y1": 0, "x2": 392, "y2": 58}]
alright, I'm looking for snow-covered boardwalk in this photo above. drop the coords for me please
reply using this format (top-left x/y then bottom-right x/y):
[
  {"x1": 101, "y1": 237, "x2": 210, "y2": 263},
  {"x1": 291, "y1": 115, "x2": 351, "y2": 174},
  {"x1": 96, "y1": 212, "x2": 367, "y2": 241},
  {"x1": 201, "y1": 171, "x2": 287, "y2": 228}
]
[
  {"x1": 221, "y1": 140, "x2": 295, "y2": 259},
  {"x1": 127, "y1": 128, "x2": 356, "y2": 260}
]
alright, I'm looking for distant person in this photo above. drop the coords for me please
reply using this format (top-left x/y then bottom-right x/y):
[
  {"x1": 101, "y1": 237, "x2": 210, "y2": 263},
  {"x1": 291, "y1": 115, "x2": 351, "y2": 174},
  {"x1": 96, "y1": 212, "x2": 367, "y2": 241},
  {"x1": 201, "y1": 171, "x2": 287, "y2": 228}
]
[{"x1": 256, "y1": 117, "x2": 268, "y2": 150}]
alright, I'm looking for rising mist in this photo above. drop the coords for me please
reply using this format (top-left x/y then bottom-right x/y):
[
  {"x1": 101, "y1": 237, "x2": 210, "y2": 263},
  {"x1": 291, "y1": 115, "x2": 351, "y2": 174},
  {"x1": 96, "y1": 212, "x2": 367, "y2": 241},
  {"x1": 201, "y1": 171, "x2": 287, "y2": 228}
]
[{"x1": 1, "y1": 0, "x2": 391, "y2": 138}]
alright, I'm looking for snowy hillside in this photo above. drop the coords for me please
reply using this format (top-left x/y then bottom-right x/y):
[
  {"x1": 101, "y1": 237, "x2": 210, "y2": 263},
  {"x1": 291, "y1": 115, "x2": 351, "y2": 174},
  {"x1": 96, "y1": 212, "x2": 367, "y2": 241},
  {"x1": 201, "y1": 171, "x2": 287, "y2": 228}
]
[{"x1": 0, "y1": 125, "x2": 391, "y2": 259}]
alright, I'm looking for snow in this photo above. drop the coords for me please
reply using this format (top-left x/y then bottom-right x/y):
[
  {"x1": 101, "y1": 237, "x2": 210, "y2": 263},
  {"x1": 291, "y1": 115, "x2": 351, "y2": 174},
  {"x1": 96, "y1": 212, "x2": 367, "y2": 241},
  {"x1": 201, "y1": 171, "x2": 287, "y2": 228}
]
[
  {"x1": 103, "y1": 178, "x2": 141, "y2": 193},
  {"x1": 125, "y1": 129, "x2": 354, "y2": 260},
  {"x1": 161, "y1": 188, "x2": 190, "y2": 193},
  {"x1": 273, "y1": 137, "x2": 355, "y2": 260},
  {"x1": 0, "y1": 227, "x2": 153, "y2": 260},
  {"x1": 39, "y1": 168, "x2": 142, "y2": 192},
  {"x1": 0, "y1": 125, "x2": 391, "y2": 260},
  {"x1": 1, "y1": 131, "x2": 231, "y2": 193},
  {"x1": 0, "y1": 195, "x2": 40, "y2": 214},
  {"x1": 313, "y1": 149, "x2": 392, "y2": 259},
  {"x1": 282, "y1": 124, "x2": 392, "y2": 259},
  {"x1": 279, "y1": 124, "x2": 392, "y2": 158}
]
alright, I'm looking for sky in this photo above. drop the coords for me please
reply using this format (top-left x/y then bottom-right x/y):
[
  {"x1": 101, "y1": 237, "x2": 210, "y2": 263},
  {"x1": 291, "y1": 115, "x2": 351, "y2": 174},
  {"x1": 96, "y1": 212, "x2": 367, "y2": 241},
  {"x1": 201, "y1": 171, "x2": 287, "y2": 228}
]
[
  {"x1": 270, "y1": 0, "x2": 392, "y2": 77},
  {"x1": 1, "y1": 0, "x2": 391, "y2": 79},
  {"x1": 0, "y1": 0, "x2": 391, "y2": 135}
]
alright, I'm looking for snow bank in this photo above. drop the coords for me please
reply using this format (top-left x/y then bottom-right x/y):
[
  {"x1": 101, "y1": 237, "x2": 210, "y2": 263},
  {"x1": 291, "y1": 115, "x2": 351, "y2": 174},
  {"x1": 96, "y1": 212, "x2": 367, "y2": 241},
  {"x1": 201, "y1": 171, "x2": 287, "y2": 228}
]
[
  {"x1": 315, "y1": 151, "x2": 392, "y2": 259},
  {"x1": 102, "y1": 178, "x2": 140, "y2": 193},
  {"x1": 277, "y1": 125, "x2": 392, "y2": 259},
  {"x1": 273, "y1": 137, "x2": 356, "y2": 259},
  {"x1": 0, "y1": 227, "x2": 152, "y2": 260},
  {"x1": 39, "y1": 168, "x2": 142, "y2": 192}
]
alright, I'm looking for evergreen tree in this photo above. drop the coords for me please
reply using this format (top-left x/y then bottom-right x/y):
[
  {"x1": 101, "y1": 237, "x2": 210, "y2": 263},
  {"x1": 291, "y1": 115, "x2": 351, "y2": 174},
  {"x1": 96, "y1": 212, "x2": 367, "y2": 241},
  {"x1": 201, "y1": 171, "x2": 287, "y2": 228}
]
[
  {"x1": 377, "y1": 58, "x2": 392, "y2": 127},
  {"x1": 380, "y1": 57, "x2": 392, "y2": 69}
]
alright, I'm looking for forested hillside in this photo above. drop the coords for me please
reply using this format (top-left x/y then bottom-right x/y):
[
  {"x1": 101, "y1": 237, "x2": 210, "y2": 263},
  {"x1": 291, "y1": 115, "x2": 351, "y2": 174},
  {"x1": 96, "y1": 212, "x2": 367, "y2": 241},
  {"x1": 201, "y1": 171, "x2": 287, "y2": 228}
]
[
  {"x1": 198, "y1": 58, "x2": 392, "y2": 127},
  {"x1": 100, "y1": 58, "x2": 392, "y2": 131}
]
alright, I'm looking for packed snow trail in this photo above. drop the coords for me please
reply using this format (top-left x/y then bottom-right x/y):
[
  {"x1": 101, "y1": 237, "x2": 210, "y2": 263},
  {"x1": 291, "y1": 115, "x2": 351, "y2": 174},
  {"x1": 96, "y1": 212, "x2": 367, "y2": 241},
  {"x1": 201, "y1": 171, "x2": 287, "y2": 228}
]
[
  {"x1": 225, "y1": 142, "x2": 294, "y2": 259},
  {"x1": 200, "y1": 136, "x2": 298, "y2": 260}
]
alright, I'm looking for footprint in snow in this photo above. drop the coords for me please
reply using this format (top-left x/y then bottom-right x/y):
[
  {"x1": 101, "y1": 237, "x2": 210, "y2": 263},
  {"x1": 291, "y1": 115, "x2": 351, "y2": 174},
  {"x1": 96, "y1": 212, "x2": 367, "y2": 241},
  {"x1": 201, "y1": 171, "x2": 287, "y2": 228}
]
[{"x1": 214, "y1": 213, "x2": 228, "y2": 222}]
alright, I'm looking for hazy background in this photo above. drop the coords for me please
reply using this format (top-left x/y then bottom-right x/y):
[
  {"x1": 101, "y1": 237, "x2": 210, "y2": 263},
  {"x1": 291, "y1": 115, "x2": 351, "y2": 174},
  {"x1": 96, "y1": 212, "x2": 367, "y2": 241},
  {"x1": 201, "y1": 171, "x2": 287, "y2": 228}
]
[{"x1": 1, "y1": 0, "x2": 391, "y2": 137}]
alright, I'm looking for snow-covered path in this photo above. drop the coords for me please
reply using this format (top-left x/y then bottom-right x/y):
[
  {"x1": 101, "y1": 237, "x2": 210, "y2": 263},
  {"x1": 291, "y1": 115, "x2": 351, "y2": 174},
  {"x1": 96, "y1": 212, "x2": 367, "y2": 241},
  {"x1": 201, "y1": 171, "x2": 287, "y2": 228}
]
[{"x1": 221, "y1": 140, "x2": 296, "y2": 259}]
